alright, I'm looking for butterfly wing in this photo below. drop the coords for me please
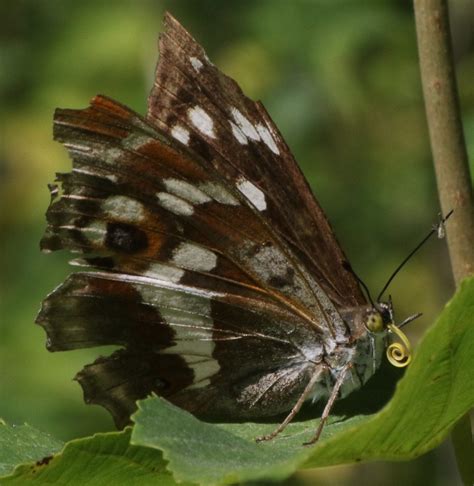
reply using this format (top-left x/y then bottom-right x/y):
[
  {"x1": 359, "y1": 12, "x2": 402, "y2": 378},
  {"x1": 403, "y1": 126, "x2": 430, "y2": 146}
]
[
  {"x1": 37, "y1": 14, "x2": 365, "y2": 427},
  {"x1": 40, "y1": 270, "x2": 318, "y2": 427},
  {"x1": 45, "y1": 96, "x2": 339, "y2": 328},
  {"x1": 38, "y1": 95, "x2": 337, "y2": 426},
  {"x1": 148, "y1": 13, "x2": 366, "y2": 308}
]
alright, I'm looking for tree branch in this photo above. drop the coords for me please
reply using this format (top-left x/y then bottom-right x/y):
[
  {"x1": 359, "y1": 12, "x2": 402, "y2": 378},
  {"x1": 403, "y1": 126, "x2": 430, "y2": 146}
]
[
  {"x1": 414, "y1": 0, "x2": 474, "y2": 283},
  {"x1": 413, "y1": 0, "x2": 474, "y2": 484}
]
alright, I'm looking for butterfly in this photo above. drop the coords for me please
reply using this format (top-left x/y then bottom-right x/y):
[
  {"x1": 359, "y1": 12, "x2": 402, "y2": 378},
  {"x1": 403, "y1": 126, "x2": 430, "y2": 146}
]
[{"x1": 36, "y1": 12, "x2": 413, "y2": 445}]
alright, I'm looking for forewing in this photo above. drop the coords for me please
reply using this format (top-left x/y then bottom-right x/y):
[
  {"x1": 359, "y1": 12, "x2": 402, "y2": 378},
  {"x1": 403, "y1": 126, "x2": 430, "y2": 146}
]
[
  {"x1": 147, "y1": 13, "x2": 365, "y2": 308},
  {"x1": 45, "y1": 96, "x2": 339, "y2": 327}
]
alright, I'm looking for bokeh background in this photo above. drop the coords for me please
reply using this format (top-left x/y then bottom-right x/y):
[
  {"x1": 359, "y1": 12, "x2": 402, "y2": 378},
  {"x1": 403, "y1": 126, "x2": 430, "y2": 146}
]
[{"x1": 1, "y1": 0, "x2": 473, "y2": 484}]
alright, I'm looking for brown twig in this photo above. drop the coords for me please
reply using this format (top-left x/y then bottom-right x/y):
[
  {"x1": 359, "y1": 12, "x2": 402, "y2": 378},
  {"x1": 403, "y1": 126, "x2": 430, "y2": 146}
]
[{"x1": 413, "y1": 0, "x2": 474, "y2": 484}]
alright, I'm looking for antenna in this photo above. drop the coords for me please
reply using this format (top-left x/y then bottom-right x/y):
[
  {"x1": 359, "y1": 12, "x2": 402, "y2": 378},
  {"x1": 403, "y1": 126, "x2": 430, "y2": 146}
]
[
  {"x1": 398, "y1": 312, "x2": 423, "y2": 329},
  {"x1": 377, "y1": 210, "x2": 453, "y2": 302},
  {"x1": 342, "y1": 261, "x2": 376, "y2": 308}
]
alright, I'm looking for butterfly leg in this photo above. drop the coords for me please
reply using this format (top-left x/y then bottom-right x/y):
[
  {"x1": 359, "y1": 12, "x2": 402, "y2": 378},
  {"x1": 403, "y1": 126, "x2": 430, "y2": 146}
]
[
  {"x1": 255, "y1": 366, "x2": 325, "y2": 443},
  {"x1": 303, "y1": 363, "x2": 352, "y2": 446}
]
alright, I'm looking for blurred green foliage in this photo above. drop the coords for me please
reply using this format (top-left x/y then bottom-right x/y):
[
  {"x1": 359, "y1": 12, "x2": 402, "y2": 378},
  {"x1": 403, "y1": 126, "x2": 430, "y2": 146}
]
[{"x1": 1, "y1": 0, "x2": 472, "y2": 484}]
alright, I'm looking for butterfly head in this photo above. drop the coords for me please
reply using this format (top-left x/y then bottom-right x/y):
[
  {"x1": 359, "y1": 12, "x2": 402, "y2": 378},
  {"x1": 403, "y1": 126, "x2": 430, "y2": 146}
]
[
  {"x1": 362, "y1": 297, "x2": 418, "y2": 368},
  {"x1": 364, "y1": 300, "x2": 393, "y2": 334}
]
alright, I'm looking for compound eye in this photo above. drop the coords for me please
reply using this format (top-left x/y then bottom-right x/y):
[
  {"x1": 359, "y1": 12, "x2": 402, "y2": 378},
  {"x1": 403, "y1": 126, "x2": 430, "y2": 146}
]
[{"x1": 365, "y1": 312, "x2": 384, "y2": 333}]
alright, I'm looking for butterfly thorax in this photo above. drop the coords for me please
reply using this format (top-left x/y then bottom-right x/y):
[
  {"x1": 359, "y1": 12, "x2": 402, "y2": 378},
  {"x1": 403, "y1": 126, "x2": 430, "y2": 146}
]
[{"x1": 307, "y1": 305, "x2": 388, "y2": 403}]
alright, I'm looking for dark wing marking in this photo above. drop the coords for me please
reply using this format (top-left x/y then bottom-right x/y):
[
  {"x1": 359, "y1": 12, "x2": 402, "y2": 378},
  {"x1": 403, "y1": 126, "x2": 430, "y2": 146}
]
[{"x1": 147, "y1": 12, "x2": 365, "y2": 308}]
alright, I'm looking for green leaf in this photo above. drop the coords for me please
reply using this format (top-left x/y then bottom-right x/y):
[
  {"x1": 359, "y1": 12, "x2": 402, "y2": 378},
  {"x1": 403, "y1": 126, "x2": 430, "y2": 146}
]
[
  {"x1": 0, "y1": 422, "x2": 63, "y2": 477},
  {"x1": 3, "y1": 278, "x2": 471, "y2": 485},
  {"x1": 131, "y1": 276, "x2": 474, "y2": 485},
  {"x1": 0, "y1": 428, "x2": 190, "y2": 485}
]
